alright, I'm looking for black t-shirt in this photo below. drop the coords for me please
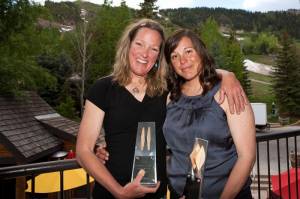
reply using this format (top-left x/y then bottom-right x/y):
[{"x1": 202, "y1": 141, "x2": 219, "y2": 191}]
[{"x1": 86, "y1": 76, "x2": 168, "y2": 199}]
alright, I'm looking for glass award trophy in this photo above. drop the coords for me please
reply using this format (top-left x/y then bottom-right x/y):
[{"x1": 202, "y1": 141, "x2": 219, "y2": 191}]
[
  {"x1": 131, "y1": 122, "x2": 157, "y2": 186},
  {"x1": 184, "y1": 138, "x2": 208, "y2": 199}
]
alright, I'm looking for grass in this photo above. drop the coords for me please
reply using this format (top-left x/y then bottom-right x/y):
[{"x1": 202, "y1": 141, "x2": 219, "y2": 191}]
[
  {"x1": 295, "y1": 41, "x2": 300, "y2": 58},
  {"x1": 248, "y1": 71, "x2": 272, "y2": 83},
  {"x1": 246, "y1": 57, "x2": 276, "y2": 116},
  {"x1": 249, "y1": 71, "x2": 300, "y2": 124},
  {"x1": 248, "y1": 72, "x2": 275, "y2": 115},
  {"x1": 245, "y1": 54, "x2": 275, "y2": 65}
]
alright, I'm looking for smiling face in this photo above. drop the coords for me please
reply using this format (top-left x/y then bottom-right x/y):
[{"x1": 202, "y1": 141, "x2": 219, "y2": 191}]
[
  {"x1": 170, "y1": 36, "x2": 203, "y2": 82},
  {"x1": 128, "y1": 27, "x2": 162, "y2": 78}
]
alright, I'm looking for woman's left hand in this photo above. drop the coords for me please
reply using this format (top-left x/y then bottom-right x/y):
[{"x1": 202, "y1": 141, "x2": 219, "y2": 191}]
[
  {"x1": 218, "y1": 72, "x2": 248, "y2": 114},
  {"x1": 95, "y1": 144, "x2": 109, "y2": 164}
]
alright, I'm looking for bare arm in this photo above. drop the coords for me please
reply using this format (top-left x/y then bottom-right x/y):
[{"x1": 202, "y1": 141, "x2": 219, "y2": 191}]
[
  {"x1": 216, "y1": 69, "x2": 248, "y2": 114},
  {"x1": 76, "y1": 100, "x2": 159, "y2": 199},
  {"x1": 216, "y1": 93, "x2": 256, "y2": 199}
]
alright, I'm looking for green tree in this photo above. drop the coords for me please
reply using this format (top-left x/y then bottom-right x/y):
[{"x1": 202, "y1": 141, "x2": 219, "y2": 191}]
[
  {"x1": 223, "y1": 33, "x2": 244, "y2": 79},
  {"x1": 44, "y1": 0, "x2": 81, "y2": 24},
  {"x1": 0, "y1": 1, "x2": 57, "y2": 95},
  {"x1": 242, "y1": 32, "x2": 278, "y2": 55},
  {"x1": 137, "y1": 0, "x2": 158, "y2": 19},
  {"x1": 272, "y1": 33, "x2": 300, "y2": 116},
  {"x1": 242, "y1": 36, "x2": 256, "y2": 55},
  {"x1": 254, "y1": 32, "x2": 278, "y2": 54},
  {"x1": 86, "y1": 4, "x2": 133, "y2": 84},
  {"x1": 200, "y1": 17, "x2": 225, "y2": 68},
  {"x1": 0, "y1": 0, "x2": 33, "y2": 42},
  {"x1": 37, "y1": 53, "x2": 73, "y2": 106},
  {"x1": 224, "y1": 32, "x2": 251, "y2": 96},
  {"x1": 200, "y1": 18, "x2": 249, "y2": 95},
  {"x1": 56, "y1": 95, "x2": 78, "y2": 120}
]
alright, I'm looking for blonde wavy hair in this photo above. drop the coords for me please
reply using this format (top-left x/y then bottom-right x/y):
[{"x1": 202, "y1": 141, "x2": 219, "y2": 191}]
[{"x1": 112, "y1": 18, "x2": 168, "y2": 97}]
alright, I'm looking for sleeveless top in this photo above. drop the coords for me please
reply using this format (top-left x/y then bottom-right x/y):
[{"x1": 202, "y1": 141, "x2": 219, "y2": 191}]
[
  {"x1": 163, "y1": 82, "x2": 250, "y2": 198},
  {"x1": 86, "y1": 76, "x2": 168, "y2": 199}
]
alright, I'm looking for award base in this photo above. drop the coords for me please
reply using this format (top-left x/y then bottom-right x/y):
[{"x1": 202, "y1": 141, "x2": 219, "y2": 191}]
[
  {"x1": 185, "y1": 137, "x2": 208, "y2": 199},
  {"x1": 131, "y1": 122, "x2": 157, "y2": 186},
  {"x1": 184, "y1": 174, "x2": 201, "y2": 199},
  {"x1": 132, "y1": 156, "x2": 156, "y2": 185}
]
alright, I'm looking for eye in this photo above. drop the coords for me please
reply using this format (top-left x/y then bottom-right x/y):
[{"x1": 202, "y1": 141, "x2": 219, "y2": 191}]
[
  {"x1": 151, "y1": 47, "x2": 159, "y2": 52},
  {"x1": 135, "y1": 41, "x2": 142, "y2": 46},
  {"x1": 171, "y1": 54, "x2": 178, "y2": 60},
  {"x1": 186, "y1": 49, "x2": 193, "y2": 54}
]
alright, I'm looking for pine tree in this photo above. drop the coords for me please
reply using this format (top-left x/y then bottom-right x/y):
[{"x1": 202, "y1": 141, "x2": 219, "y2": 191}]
[
  {"x1": 229, "y1": 31, "x2": 252, "y2": 96},
  {"x1": 272, "y1": 32, "x2": 300, "y2": 116},
  {"x1": 137, "y1": 0, "x2": 158, "y2": 19},
  {"x1": 242, "y1": 64, "x2": 252, "y2": 96},
  {"x1": 200, "y1": 18, "x2": 225, "y2": 68},
  {"x1": 200, "y1": 18, "x2": 250, "y2": 95}
]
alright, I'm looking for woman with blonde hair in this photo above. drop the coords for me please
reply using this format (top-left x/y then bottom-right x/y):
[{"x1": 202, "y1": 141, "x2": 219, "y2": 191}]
[{"x1": 77, "y1": 18, "x2": 247, "y2": 199}]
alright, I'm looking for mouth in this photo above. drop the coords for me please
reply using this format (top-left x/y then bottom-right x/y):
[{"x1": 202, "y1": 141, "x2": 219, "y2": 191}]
[
  {"x1": 181, "y1": 65, "x2": 192, "y2": 72},
  {"x1": 137, "y1": 58, "x2": 148, "y2": 64}
]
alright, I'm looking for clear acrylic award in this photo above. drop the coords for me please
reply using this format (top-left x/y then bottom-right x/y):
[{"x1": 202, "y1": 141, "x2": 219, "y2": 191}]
[
  {"x1": 184, "y1": 138, "x2": 208, "y2": 199},
  {"x1": 131, "y1": 122, "x2": 157, "y2": 186}
]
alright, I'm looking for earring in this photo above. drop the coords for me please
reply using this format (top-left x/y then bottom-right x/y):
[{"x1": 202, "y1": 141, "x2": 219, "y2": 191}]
[{"x1": 154, "y1": 62, "x2": 159, "y2": 68}]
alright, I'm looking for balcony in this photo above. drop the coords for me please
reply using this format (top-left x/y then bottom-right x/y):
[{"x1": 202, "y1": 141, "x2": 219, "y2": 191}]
[
  {"x1": 1, "y1": 126, "x2": 300, "y2": 199},
  {"x1": 251, "y1": 126, "x2": 300, "y2": 199}
]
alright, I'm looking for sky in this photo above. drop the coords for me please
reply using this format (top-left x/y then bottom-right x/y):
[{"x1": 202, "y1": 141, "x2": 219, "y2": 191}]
[{"x1": 34, "y1": 0, "x2": 300, "y2": 12}]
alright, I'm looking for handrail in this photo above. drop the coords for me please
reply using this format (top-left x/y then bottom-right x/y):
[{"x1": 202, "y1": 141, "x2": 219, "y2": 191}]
[
  {"x1": 0, "y1": 159, "x2": 79, "y2": 179},
  {"x1": 256, "y1": 126, "x2": 300, "y2": 141},
  {"x1": 254, "y1": 126, "x2": 300, "y2": 199},
  {"x1": 1, "y1": 126, "x2": 300, "y2": 199}
]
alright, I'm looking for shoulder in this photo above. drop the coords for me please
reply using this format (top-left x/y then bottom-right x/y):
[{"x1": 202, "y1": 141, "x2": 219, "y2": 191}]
[
  {"x1": 93, "y1": 75, "x2": 114, "y2": 87},
  {"x1": 214, "y1": 89, "x2": 228, "y2": 114},
  {"x1": 213, "y1": 81, "x2": 229, "y2": 115},
  {"x1": 86, "y1": 75, "x2": 117, "y2": 111},
  {"x1": 89, "y1": 75, "x2": 117, "y2": 92}
]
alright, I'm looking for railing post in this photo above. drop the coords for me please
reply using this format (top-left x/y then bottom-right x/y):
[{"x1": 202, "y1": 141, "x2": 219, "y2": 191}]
[
  {"x1": 256, "y1": 143, "x2": 261, "y2": 199},
  {"x1": 86, "y1": 173, "x2": 90, "y2": 199},
  {"x1": 267, "y1": 140, "x2": 271, "y2": 197},
  {"x1": 31, "y1": 175, "x2": 35, "y2": 199},
  {"x1": 295, "y1": 136, "x2": 299, "y2": 199},
  {"x1": 60, "y1": 170, "x2": 64, "y2": 199},
  {"x1": 286, "y1": 138, "x2": 291, "y2": 199},
  {"x1": 277, "y1": 139, "x2": 282, "y2": 198}
]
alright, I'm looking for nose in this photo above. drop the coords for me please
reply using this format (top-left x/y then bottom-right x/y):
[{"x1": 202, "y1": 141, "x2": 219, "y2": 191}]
[
  {"x1": 179, "y1": 54, "x2": 187, "y2": 65},
  {"x1": 141, "y1": 47, "x2": 149, "y2": 58}
]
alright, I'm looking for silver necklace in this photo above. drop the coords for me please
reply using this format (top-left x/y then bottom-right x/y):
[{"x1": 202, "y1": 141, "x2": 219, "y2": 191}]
[{"x1": 132, "y1": 87, "x2": 140, "y2": 94}]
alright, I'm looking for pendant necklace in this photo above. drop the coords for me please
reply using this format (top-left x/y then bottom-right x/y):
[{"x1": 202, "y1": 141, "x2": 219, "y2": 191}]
[{"x1": 132, "y1": 87, "x2": 140, "y2": 94}]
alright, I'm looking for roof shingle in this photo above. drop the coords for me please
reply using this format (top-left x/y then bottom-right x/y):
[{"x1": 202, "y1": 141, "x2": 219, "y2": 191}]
[{"x1": 0, "y1": 92, "x2": 63, "y2": 163}]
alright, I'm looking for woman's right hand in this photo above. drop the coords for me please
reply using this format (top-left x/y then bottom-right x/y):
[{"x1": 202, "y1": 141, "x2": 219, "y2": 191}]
[
  {"x1": 119, "y1": 170, "x2": 160, "y2": 199},
  {"x1": 95, "y1": 144, "x2": 109, "y2": 164}
]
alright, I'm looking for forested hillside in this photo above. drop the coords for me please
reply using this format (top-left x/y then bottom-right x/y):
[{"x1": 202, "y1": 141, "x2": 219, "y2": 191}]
[{"x1": 160, "y1": 8, "x2": 300, "y2": 39}]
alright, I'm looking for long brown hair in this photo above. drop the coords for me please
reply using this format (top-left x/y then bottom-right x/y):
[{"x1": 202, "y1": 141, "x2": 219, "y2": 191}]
[
  {"x1": 112, "y1": 18, "x2": 167, "y2": 97},
  {"x1": 164, "y1": 29, "x2": 220, "y2": 101}
]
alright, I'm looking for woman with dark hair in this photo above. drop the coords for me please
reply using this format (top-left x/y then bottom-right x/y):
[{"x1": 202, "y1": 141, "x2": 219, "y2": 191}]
[{"x1": 163, "y1": 29, "x2": 256, "y2": 199}]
